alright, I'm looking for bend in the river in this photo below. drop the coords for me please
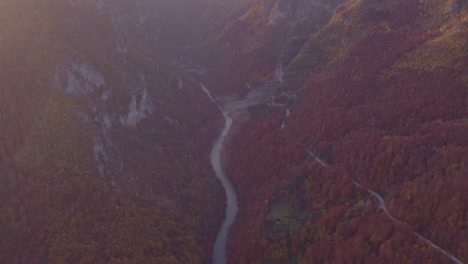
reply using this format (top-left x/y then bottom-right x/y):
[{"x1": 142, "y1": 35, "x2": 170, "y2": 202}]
[{"x1": 200, "y1": 83, "x2": 239, "y2": 264}]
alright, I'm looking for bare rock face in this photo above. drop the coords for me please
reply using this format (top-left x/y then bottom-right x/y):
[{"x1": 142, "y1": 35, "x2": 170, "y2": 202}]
[
  {"x1": 55, "y1": 59, "x2": 105, "y2": 96},
  {"x1": 0, "y1": 1, "x2": 232, "y2": 263}
]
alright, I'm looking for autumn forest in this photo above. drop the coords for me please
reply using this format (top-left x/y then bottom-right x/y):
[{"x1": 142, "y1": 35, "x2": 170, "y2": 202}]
[{"x1": 0, "y1": 0, "x2": 467, "y2": 263}]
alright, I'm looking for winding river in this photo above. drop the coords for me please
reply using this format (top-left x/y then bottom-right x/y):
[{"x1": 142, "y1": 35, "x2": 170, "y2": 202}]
[
  {"x1": 200, "y1": 84, "x2": 239, "y2": 264},
  {"x1": 199, "y1": 78, "x2": 464, "y2": 264}
]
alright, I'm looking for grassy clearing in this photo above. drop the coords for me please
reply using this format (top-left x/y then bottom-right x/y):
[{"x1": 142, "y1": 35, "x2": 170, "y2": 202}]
[{"x1": 268, "y1": 200, "x2": 300, "y2": 229}]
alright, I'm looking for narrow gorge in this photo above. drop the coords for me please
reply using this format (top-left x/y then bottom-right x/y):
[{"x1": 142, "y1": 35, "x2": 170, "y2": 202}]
[{"x1": 0, "y1": 0, "x2": 466, "y2": 263}]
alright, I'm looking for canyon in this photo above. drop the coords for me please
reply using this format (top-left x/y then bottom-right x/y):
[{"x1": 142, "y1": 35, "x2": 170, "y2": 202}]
[{"x1": 0, "y1": 0, "x2": 467, "y2": 263}]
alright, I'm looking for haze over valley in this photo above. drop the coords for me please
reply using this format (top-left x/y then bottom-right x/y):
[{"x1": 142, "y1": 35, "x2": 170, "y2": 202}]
[{"x1": 0, "y1": 0, "x2": 467, "y2": 263}]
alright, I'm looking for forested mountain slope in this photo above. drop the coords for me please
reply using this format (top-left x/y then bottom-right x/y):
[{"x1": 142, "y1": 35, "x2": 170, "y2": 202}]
[
  {"x1": 194, "y1": 0, "x2": 467, "y2": 263},
  {"x1": 0, "y1": 0, "x2": 241, "y2": 262},
  {"x1": 0, "y1": 0, "x2": 466, "y2": 263},
  {"x1": 191, "y1": 0, "x2": 347, "y2": 96}
]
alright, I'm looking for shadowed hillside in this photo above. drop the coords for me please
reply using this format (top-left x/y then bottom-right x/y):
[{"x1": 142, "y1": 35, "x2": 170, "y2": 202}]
[{"x1": 0, "y1": 0, "x2": 240, "y2": 262}]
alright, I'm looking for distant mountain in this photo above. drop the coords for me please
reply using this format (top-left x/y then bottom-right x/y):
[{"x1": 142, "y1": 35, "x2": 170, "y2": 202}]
[{"x1": 190, "y1": 0, "x2": 347, "y2": 95}]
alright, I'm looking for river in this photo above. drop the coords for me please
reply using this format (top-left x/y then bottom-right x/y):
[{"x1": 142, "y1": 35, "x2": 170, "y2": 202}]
[
  {"x1": 200, "y1": 83, "x2": 239, "y2": 264},
  {"x1": 200, "y1": 77, "x2": 464, "y2": 264}
]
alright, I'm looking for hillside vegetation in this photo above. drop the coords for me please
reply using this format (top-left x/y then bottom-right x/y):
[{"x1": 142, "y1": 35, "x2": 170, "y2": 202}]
[
  {"x1": 0, "y1": 0, "x2": 227, "y2": 263},
  {"x1": 202, "y1": 0, "x2": 468, "y2": 263},
  {"x1": 1, "y1": 0, "x2": 466, "y2": 263}
]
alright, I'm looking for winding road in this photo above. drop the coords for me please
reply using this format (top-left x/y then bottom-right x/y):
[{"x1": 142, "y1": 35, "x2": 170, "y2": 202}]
[
  {"x1": 197, "y1": 74, "x2": 464, "y2": 264},
  {"x1": 306, "y1": 149, "x2": 463, "y2": 264}
]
